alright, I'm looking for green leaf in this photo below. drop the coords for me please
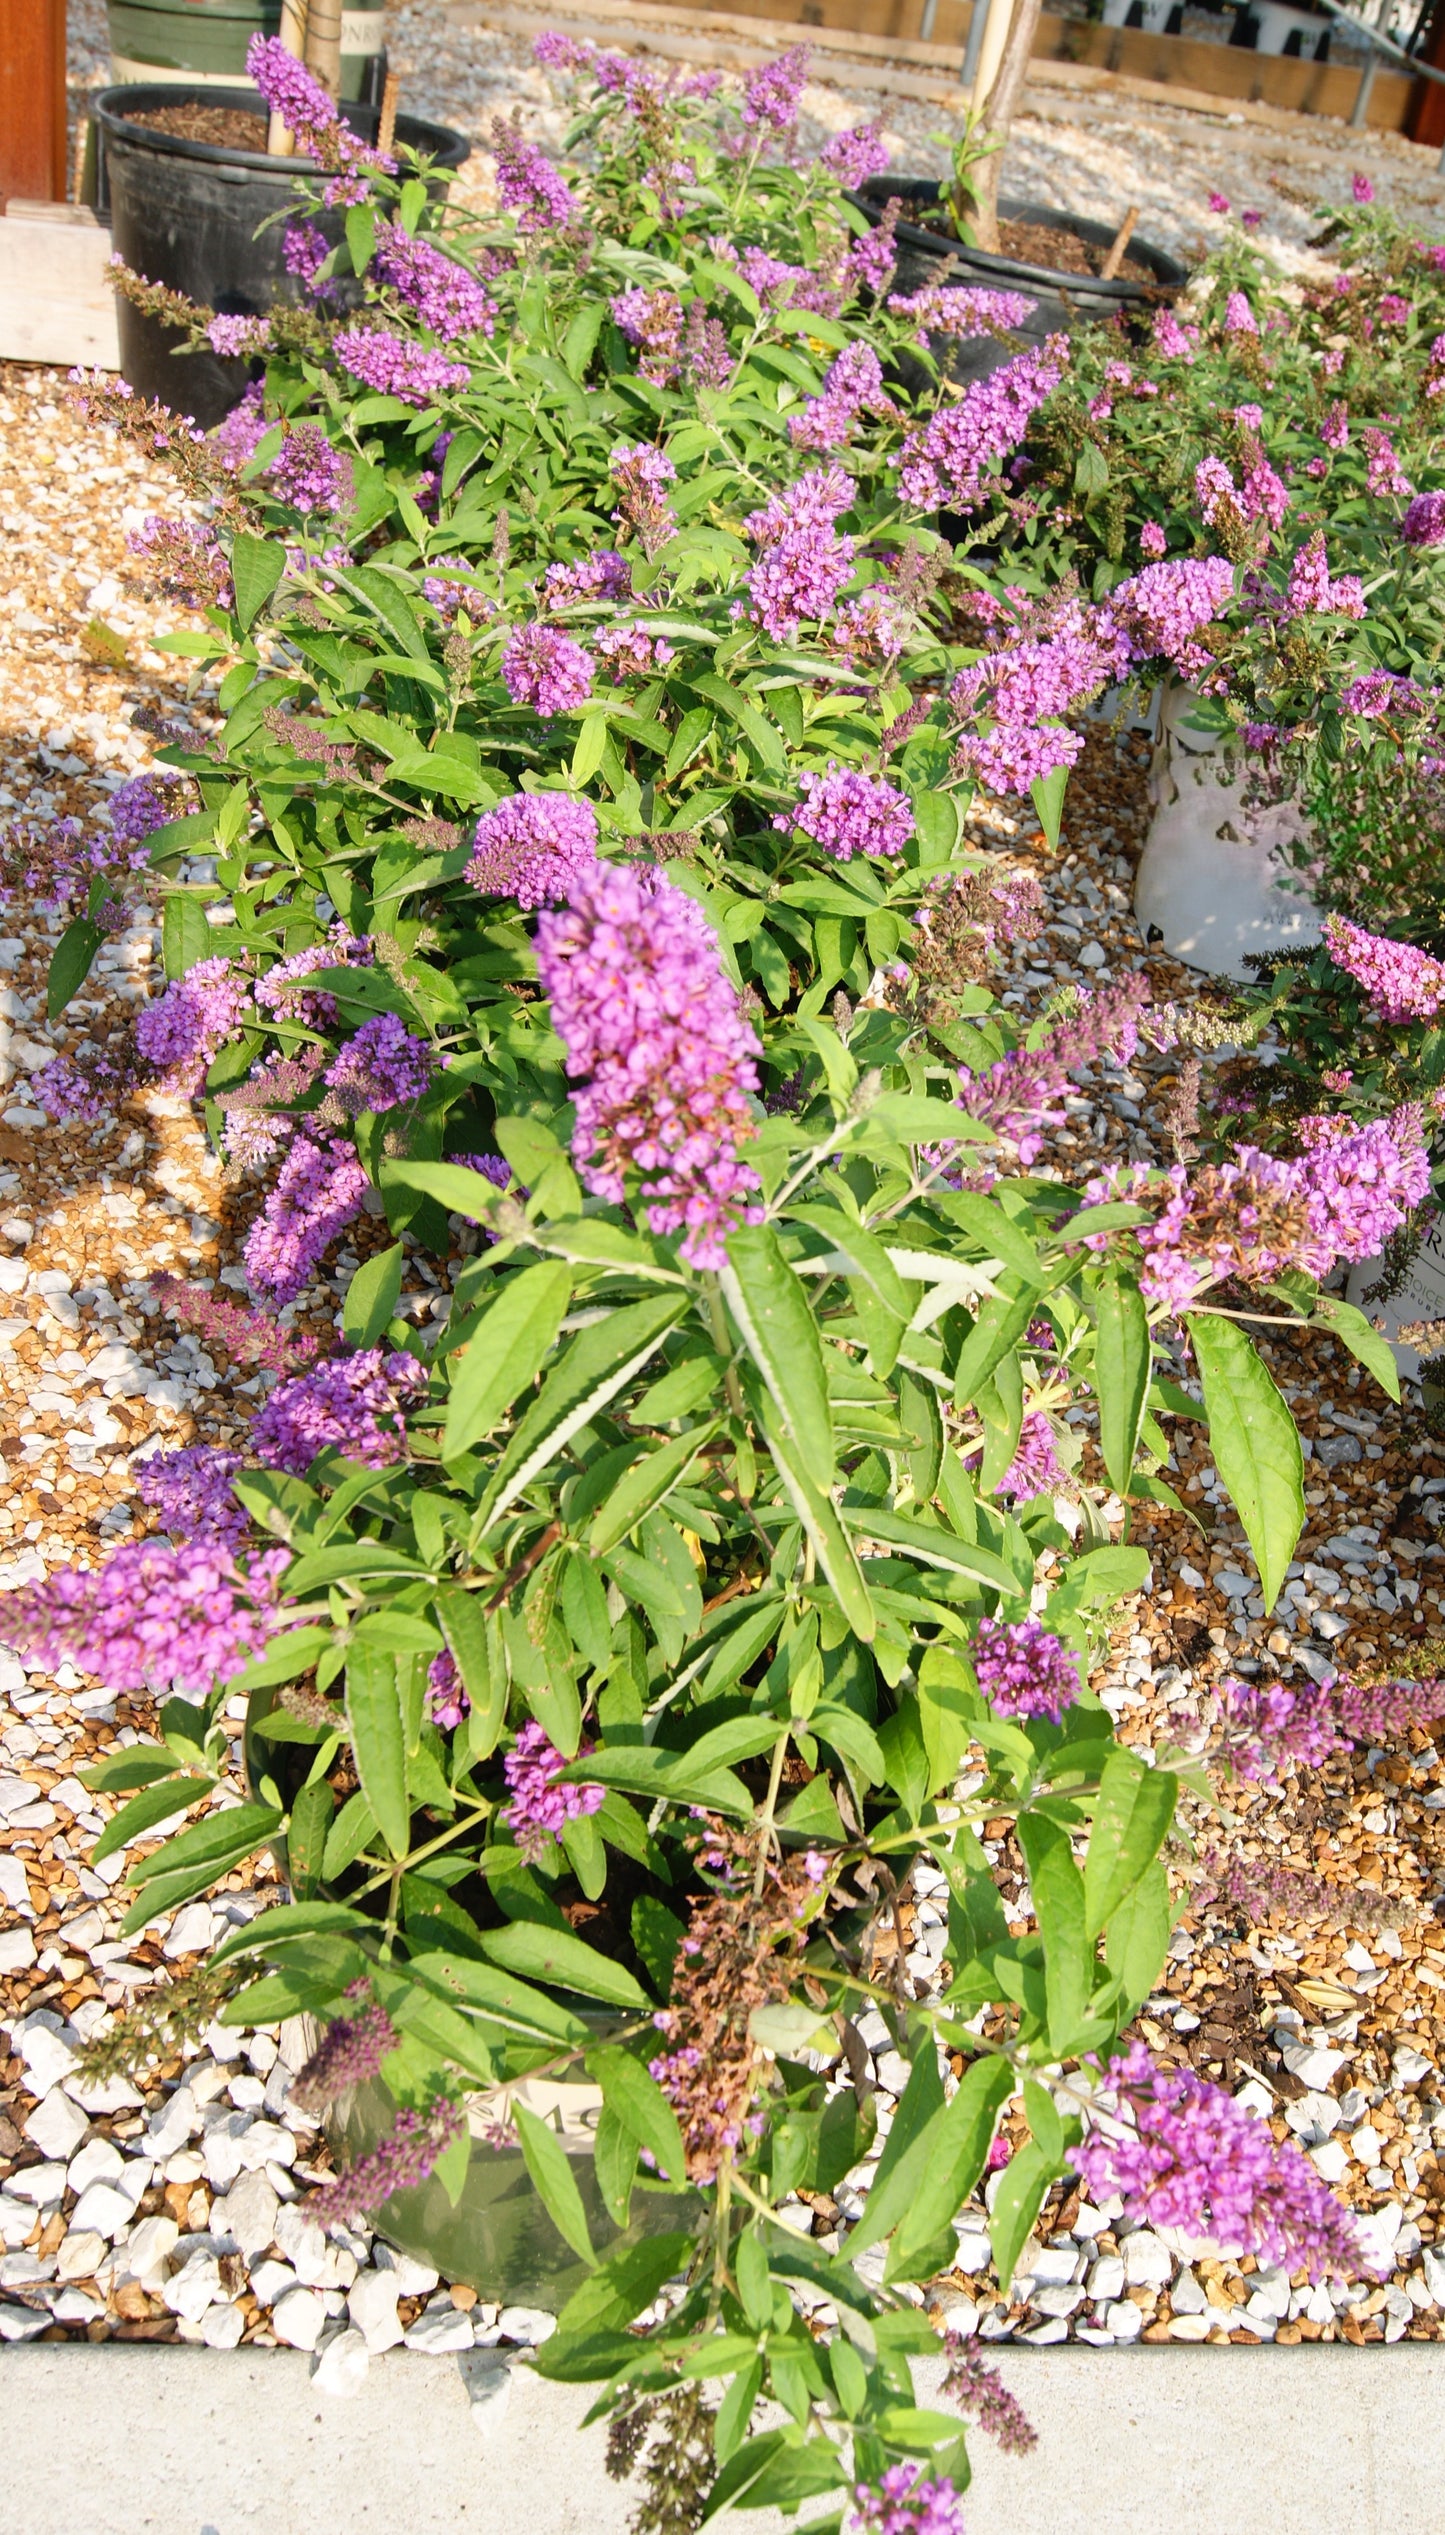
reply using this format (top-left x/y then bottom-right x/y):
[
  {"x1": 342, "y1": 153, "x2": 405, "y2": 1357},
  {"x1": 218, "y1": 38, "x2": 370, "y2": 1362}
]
[
  {"x1": 558, "y1": 2232, "x2": 693, "y2": 2336},
  {"x1": 1083, "y1": 1749, "x2": 1177, "y2": 1940},
  {"x1": 322, "y1": 1792, "x2": 376, "y2": 1880},
  {"x1": 478, "y1": 1919, "x2": 650, "y2": 2009},
  {"x1": 1016, "y1": 1811, "x2": 1091, "y2": 2054},
  {"x1": 514, "y1": 2100, "x2": 596, "y2": 2267},
  {"x1": 586, "y1": 2045, "x2": 687, "y2": 2182},
  {"x1": 482, "y1": 1292, "x2": 687, "y2": 1526},
  {"x1": 846, "y1": 2045, "x2": 944, "y2": 2256},
  {"x1": 951, "y1": 1288, "x2": 1041, "y2": 1410},
  {"x1": 989, "y1": 2139, "x2": 1057, "y2": 2291},
  {"x1": 443, "y1": 1261, "x2": 573, "y2": 1458},
  {"x1": 126, "y1": 1800, "x2": 280, "y2": 1890},
  {"x1": 434, "y1": 1587, "x2": 505, "y2": 1761},
  {"x1": 593, "y1": 2105, "x2": 639, "y2": 2228},
  {"x1": 632, "y1": 1895, "x2": 686, "y2": 1997},
  {"x1": 887, "y1": 2055, "x2": 1014, "y2": 2277},
  {"x1": 345, "y1": 201, "x2": 376, "y2": 276},
  {"x1": 47, "y1": 918, "x2": 102, "y2": 1020},
  {"x1": 1186, "y1": 1313, "x2": 1304, "y2": 1610},
  {"x1": 1093, "y1": 1274, "x2": 1151, "y2": 1493},
  {"x1": 1310, "y1": 1294, "x2": 1401, "y2": 1404},
  {"x1": 1104, "y1": 1854, "x2": 1171, "y2": 2008},
  {"x1": 721, "y1": 1224, "x2": 834, "y2": 1489},
  {"x1": 285, "y1": 1779, "x2": 335, "y2": 1902},
  {"x1": 343, "y1": 1244, "x2": 405, "y2": 1349},
  {"x1": 231, "y1": 533, "x2": 286, "y2": 635},
  {"x1": 761, "y1": 1405, "x2": 875, "y2": 1643},
  {"x1": 570, "y1": 712, "x2": 609, "y2": 787},
  {"x1": 588, "y1": 1422, "x2": 718, "y2": 1556},
  {"x1": 345, "y1": 1643, "x2": 410, "y2": 1860},
  {"x1": 161, "y1": 894, "x2": 215, "y2": 983},
  {"x1": 91, "y1": 1772, "x2": 209, "y2": 1866},
  {"x1": 209, "y1": 1899, "x2": 374, "y2": 1965},
  {"x1": 1029, "y1": 759, "x2": 1071, "y2": 851}
]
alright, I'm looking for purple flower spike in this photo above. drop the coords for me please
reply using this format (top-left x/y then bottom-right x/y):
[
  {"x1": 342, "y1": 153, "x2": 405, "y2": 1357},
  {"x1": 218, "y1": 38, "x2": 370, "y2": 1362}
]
[
  {"x1": 848, "y1": 2465, "x2": 967, "y2": 2535},
  {"x1": 251, "y1": 1347, "x2": 426, "y2": 1476},
  {"x1": 467, "y1": 792, "x2": 599, "y2": 907},
  {"x1": 1073, "y1": 2042, "x2": 1374, "y2": 2281},
  {"x1": 1, "y1": 1537, "x2": 287, "y2": 1695},
  {"x1": 502, "y1": 1720, "x2": 604, "y2": 1862},
  {"x1": 971, "y1": 1615, "x2": 1080, "y2": 1721},
  {"x1": 534, "y1": 862, "x2": 763, "y2": 1269},
  {"x1": 775, "y1": 764, "x2": 913, "y2": 861}
]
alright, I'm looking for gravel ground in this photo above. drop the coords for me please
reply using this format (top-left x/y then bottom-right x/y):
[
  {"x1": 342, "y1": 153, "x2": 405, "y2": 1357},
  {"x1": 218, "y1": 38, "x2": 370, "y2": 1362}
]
[{"x1": 4, "y1": 0, "x2": 1445, "y2": 2401}]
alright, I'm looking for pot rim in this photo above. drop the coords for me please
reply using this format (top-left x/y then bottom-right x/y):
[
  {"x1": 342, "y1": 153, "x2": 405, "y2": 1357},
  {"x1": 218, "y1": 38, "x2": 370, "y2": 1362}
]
[
  {"x1": 850, "y1": 178, "x2": 1187, "y2": 299},
  {"x1": 90, "y1": 80, "x2": 469, "y2": 175}
]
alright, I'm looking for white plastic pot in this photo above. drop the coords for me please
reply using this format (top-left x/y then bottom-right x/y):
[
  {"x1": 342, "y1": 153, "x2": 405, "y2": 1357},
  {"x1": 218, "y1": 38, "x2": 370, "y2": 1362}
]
[
  {"x1": 1133, "y1": 684, "x2": 1323, "y2": 981},
  {"x1": 1345, "y1": 1222, "x2": 1445, "y2": 1381}
]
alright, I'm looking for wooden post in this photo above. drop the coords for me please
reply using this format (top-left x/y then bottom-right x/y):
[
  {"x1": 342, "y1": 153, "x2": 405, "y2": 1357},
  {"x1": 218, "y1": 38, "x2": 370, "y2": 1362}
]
[
  {"x1": 1407, "y1": 0, "x2": 1445, "y2": 149},
  {"x1": 0, "y1": 0, "x2": 67, "y2": 211},
  {"x1": 305, "y1": 0, "x2": 344, "y2": 100},
  {"x1": 267, "y1": 0, "x2": 308, "y2": 159}
]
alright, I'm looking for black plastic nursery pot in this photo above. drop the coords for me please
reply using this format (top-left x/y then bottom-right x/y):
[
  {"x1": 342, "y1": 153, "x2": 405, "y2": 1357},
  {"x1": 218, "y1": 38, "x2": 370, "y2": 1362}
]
[
  {"x1": 244, "y1": 1685, "x2": 692, "y2": 2307},
  {"x1": 107, "y1": 0, "x2": 389, "y2": 104},
  {"x1": 853, "y1": 179, "x2": 1188, "y2": 386},
  {"x1": 91, "y1": 84, "x2": 471, "y2": 429}
]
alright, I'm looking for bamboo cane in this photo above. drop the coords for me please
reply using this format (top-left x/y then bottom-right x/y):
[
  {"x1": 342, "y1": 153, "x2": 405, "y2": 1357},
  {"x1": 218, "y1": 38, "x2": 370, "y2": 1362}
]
[
  {"x1": 267, "y1": 0, "x2": 307, "y2": 159},
  {"x1": 305, "y1": 0, "x2": 344, "y2": 102}
]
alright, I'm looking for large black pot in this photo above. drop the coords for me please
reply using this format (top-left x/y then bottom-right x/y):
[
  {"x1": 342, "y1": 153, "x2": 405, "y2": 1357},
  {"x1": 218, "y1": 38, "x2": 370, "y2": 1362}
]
[
  {"x1": 854, "y1": 180, "x2": 1188, "y2": 387},
  {"x1": 92, "y1": 83, "x2": 471, "y2": 427}
]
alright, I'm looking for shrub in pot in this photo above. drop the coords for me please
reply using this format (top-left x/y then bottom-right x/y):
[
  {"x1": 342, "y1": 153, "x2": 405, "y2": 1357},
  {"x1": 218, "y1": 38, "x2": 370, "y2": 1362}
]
[
  {"x1": 94, "y1": 75, "x2": 467, "y2": 425},
  {"x1": 25, "y1": 42, "x2": 1439, "y2": 2517}
]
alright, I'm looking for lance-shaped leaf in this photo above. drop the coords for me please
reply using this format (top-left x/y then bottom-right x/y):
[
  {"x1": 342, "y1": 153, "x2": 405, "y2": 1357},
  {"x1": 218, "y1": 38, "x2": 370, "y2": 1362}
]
[
  {"x1": 1186, "y1": 1312, "x2": 1304, "y2": 1610},
  {"x1": 443, "y1": 1261, "x2": 573, "y2": 1459},
  {"x1": 480, "y1": 1291, "x2": 688, "y2": 1526},
  {"x1": 887, "y1": 2055, "x2": 1014, "y2": 2279},
  {"x1": 760, "y1": 1399, "x2": 875, "y2": 1642},
  {"x1": 1016, "y1": 1810, "x2": 1092, "y2": 2055},
  {"x1": 514, "y1": 2100, "x2": 596, "y2": 2267},
  {"x1": 1083, "y1": 1748, "x2": 1177, "y2": 1940},
  {"x1": 720, "y1": 1223, "x2": 834, "y2": 1489},
  {"x1": 588, "y1": 1421, "x2": 719, "y2": 1555},
  {"x1": 1093, "y1": 1270, "x2": 1151, "y2": 1492},
  {"x1": 344, "y1": 1641, "x2": 410, "y2": 1860},
  {"x1": 478, "y1": 1919, "x2": 651, "y2": 2010}
]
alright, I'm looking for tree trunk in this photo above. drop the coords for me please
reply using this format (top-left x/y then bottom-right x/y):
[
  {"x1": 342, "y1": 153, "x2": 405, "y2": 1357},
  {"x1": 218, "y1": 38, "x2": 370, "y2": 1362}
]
[
  {"x1": 971, "y1": 0, "x2": 1044, "y2": 255},
  {"x1": 305, "y1": 0, "x2": 344, "y2": 102}
]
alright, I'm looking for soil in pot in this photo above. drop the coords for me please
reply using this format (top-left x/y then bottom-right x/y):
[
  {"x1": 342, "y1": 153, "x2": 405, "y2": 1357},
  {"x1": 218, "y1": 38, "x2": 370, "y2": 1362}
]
[
  {"x1": 853, "y1": 179, "x2": 1187, "y2": 389},
  {"x1": 125, "y1": 101, "x2": 270, "y2": 151}
]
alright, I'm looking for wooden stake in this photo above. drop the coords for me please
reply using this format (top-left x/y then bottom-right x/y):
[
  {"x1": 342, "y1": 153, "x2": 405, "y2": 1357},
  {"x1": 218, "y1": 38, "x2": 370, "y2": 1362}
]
[
  {"x1": 305, "y1": 0, "x2": 344, "y2": 102},
  {"x1": 1099, "y1": 202, "x2": 1139, "y2": 282},
  {"x1": 0, "y1": 0, "x2": 67, "y2": 209},
  {"x1": 377, "y1": 70, "x2": 400, "y2": 159},
  {"x1": 267, "y1": 0, "x2": 308, "y2": 159}
]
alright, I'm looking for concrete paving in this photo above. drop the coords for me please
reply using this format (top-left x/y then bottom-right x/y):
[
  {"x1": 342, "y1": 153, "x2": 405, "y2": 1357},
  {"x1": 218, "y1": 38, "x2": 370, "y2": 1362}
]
[{"x1": 4, "y1": 2343, "x2": 1444, "y2": 2535}]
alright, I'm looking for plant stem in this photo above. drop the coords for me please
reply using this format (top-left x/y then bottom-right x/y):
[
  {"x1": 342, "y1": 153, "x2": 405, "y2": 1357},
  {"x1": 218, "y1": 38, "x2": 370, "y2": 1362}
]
[{"x1": 754, "y1": 1725, "x2": 791, "y2": 1898}]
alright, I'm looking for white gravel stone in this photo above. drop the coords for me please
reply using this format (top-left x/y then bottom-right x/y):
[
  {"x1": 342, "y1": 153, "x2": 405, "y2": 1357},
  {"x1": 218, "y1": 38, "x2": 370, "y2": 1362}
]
[
  {"x1": 459, "y1": 2349, "x2": 513, "y2": 2439},
  {"x1": 247, "y1": 2260, "x2": 299, "y2": 2309},
  {"x1": 952, "y1": 2232, "x2": 992, "y2": 2273},
  {"x1": 200, "y1": 2301, "x2": 246, "y2": 2350},
  {"x1": 1310, "y1": 2141, "x2": 1350, "y2": 2183},
  {"x1": 275, "y1": 2202, "x2": 355, "y2": 2288},
  {"x1": 373, "y1": 2247, "x2": 438, "y2": 2297},
  {"x1": 498, "y1": 2305, "x2": 557, "y2": 2346},
  {"x1": 8, "y1": 2164, "x2": 67, "y2": 2207},
  {"x1": 0, "y1": 1928, "x2": 36, "y2": 1973},
  {"x1": 272, "y1": 2286, "x2": 329, "y2": 2352},
  {"x1": 163, "y1": 2256, "x2": 223, "y2": 2324},
  {"x1": 67, "y1": 2182, "x2": 135, "y2": 2241},
  {"x1": 404, "y1": 2304, "x2": 475, "y2": 2355},
  {"x1": 1122, "y1": 2231, "x2": 1172, "y2": 2288},
  {"x1": 67, "y1": 2137, "x2": 124, "y2": 2196},
  {"x1": 1393, "y1": 2046, "x2": 1434, "y2": 2086},
  {"x1": 118, "y1": 2216, "x2": 178, "y2": 2287},
  {"x1": 163, "y1": 1902, "x2": 215, "y2": 1959},
  {"x1": 1279, "y1": 2041, "x2": 1347, "y2": 2090},
  {"x1": 1104, "y1": 2301, "x2": 1144, "y2": 2340},
  {"x1": 312, "y1": 2326, "x2": 370, "y2": 2397},
  {"x1": 54, "y1": 2229, "x2": 107, "y2": 2286},
  {"x1": 144, "y1": 2087, "x2": 199, "y2": 2158},
  {"x1": 0, "y1": 2303, "x2": 51, "y2": 2341},
  {"x1": 216, "y1": 2169, "x2": 279, "y2": 2260},
  {"x1": 1033, "y1": 2284, "x2": 1087, "y2": 2318},
  {"x1": 1087, "y1": 2255, "x2": 1125, "y2": 2301},
  {"x1": 347, "y1": 2268, "x2": 405, "y2": 2353},
  {"x1": 13, "y1": 2014, "x2": 77, "y2": 2095},
  {"x1": 23, "y1": 2090, "x2": 89, "y2": 2162},
  {"x1": 1423, "y1": 2248, "x2": 1445, "y2": 2307},
  {"x1": 1169, "y1": 2267, "x2": 1208, "y2": 2314}
]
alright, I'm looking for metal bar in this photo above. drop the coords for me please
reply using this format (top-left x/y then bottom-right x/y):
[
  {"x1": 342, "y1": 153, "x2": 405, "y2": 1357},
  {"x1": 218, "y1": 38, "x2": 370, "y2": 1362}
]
[
  {"x1": 1350, "y1": 50, "x2": 1379, "y2": 117},
  {"x1": 960, "y1": 0, "x2": 988, "y2": 91},
  {"x1": 920, "y1": 0, "x2": 938, "y2": 40},
  {"x1": 1306, "y1": 0, "x2": 1445, "y2": 82}
]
